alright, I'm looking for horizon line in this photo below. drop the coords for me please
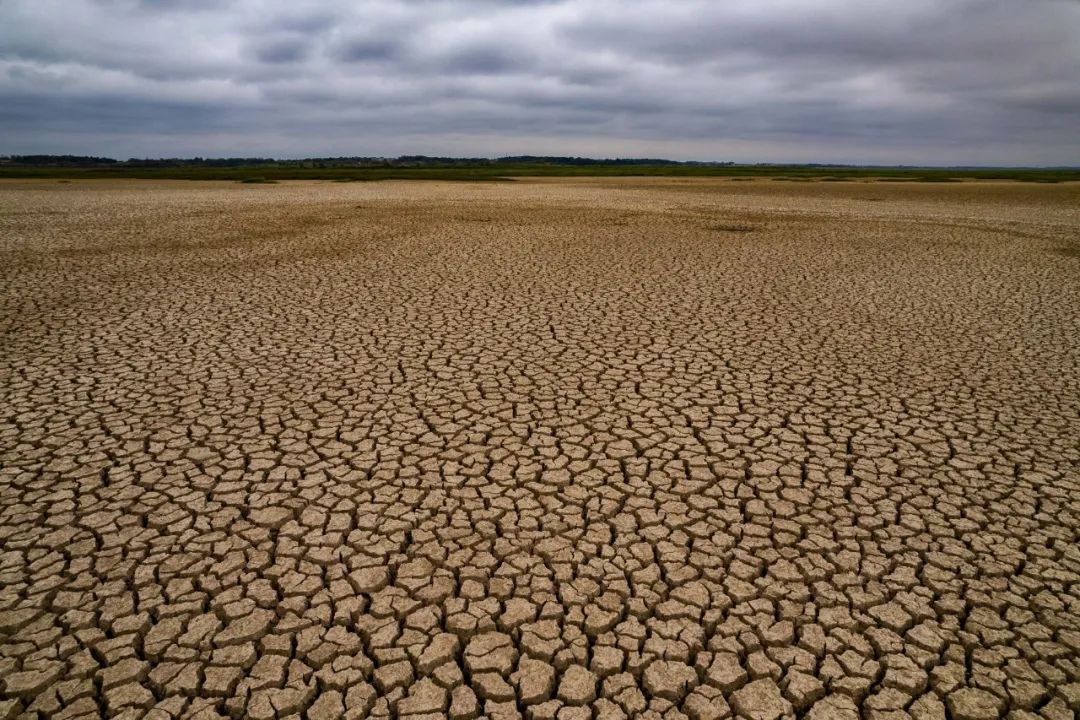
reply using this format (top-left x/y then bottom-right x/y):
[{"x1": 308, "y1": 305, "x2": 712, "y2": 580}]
[{"x1": 2, "y1": 153, "x2": 1078, "y2": 170}]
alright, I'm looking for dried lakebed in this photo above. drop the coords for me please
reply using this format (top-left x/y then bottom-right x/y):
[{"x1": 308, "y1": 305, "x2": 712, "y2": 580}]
[{"x1": 1, "y1": 178, "x2": 1078, "y2": 720}]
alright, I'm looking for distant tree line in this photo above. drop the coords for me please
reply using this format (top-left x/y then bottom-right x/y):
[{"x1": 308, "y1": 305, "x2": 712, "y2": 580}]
[
  {"x1": 1, "y1": 155, "x2": 119, "y2": 166},
  {"x1": 0, "y1": 154, "x2": 735, "y2": 168}
]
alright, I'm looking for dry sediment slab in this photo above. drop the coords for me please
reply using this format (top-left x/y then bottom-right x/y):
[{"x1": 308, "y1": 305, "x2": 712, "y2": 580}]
[{"x1": 1, "y1": 178, "x2": 1078, "y2": 719}]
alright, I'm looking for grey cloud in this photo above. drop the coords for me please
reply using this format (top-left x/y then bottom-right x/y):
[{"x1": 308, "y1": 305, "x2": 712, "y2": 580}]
[
  {"x1": 252, "y1": 39, "x2": 310, "y2": 65},
  {"x1": 1, "y1": 0, "x2": 1078, "y2": 164},
  {"x1": 335, "y1": 37, "x2": 404, "y2": 63},
  {"x1": 0, "y1": 93, "x2": 232, "y2": 136},
  {"x1": 440, "y1": 45, "x2": 527, "y2": 75},
  {"x1": 259, "y1": 12, "x2": 340, "y2": 35}
]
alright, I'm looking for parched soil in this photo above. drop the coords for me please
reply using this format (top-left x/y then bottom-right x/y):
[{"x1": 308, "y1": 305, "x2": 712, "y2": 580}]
[{"x1": 1, "y1": 178, "x2": 1078, "y2": 720}]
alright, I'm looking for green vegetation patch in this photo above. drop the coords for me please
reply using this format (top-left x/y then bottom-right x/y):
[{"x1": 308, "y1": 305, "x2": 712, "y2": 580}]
[{"x1": 1, "y1": 157, "x2": 1077, "y2": 183}]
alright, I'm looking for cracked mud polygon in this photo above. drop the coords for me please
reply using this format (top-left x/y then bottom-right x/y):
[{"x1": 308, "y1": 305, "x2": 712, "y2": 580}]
[{"x1": 1, "y1": 178, "x2": 1078, "y2": 720}]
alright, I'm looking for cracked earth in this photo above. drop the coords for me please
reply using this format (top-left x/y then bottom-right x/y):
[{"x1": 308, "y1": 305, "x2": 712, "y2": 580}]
[{"x1": 1, "y1": 178, "x2": 1079, "y2": 720}]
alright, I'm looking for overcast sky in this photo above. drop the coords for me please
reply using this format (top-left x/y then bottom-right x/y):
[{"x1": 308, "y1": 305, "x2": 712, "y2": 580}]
[{"x1": 1, "y1": 0, "x2": 1078, "y2": 164}]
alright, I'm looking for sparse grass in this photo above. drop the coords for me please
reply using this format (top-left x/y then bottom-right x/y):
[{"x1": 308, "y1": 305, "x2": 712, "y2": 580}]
[{"x1": 239, "y1": 177, "x2": 278, "y2": 184}]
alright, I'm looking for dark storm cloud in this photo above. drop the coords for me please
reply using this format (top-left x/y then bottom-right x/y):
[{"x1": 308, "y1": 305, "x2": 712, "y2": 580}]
[{"x1": 1, "y1": 0, "x2": 1078, "y2": 163}]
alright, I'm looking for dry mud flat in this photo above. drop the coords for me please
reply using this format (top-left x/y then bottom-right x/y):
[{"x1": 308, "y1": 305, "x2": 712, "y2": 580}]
[{"x1": 0, "y1": 178, "x2": 1078, "y2": 720}]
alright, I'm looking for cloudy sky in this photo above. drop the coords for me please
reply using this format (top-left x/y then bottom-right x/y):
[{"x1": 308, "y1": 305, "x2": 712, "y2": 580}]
[{"x1": 1, "y1": 0, "x2": 1078, "y2": 164}]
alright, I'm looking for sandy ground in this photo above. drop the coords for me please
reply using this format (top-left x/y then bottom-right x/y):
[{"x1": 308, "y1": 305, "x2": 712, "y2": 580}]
[{"x1": 1, "y1": 178, "x2": 1078, "y2": 720}]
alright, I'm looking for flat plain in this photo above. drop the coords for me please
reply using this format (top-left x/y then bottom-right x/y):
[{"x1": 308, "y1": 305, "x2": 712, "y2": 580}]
[{"x1": 1, "y1": 178, "x2": 1078, "y2": 720}]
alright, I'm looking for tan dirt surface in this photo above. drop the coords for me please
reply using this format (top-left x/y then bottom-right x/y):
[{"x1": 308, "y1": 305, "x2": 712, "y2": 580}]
[{"x1": 1, "y1": 178, "x2": 1079, "y2": 719}]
